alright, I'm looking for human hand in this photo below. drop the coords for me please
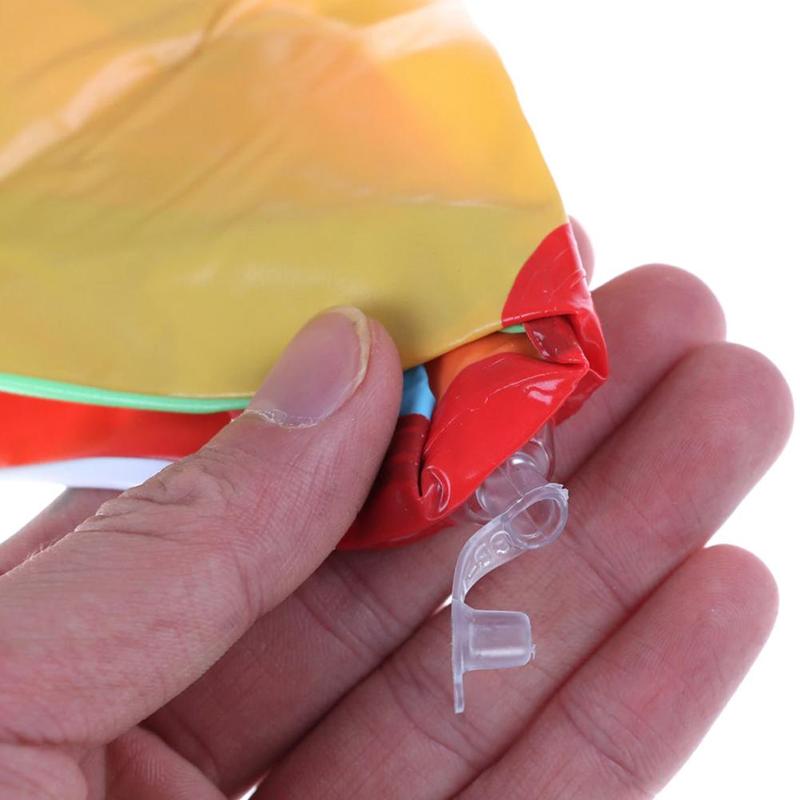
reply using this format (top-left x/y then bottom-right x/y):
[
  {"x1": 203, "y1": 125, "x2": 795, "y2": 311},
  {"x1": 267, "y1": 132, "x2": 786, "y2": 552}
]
[{"x1": 0, "y1": 236, "x2": 792, "y2": 799}]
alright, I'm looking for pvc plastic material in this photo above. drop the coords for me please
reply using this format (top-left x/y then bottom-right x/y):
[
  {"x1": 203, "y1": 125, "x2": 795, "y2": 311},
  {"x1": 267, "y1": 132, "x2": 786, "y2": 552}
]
[
  {"x1": 452, "y1": 426, "x2": 568, "y2": 713},
  {"x1": 0, "y1": 0, "x2": 608, "y2": 550},
  {"x1": 0, "y1": 0, "x2": 577, "y2": 400}
]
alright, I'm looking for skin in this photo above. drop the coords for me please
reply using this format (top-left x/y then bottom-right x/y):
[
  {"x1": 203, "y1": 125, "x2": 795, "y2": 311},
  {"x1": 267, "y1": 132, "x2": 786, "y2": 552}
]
[{"x1": 0, "y1": 226, "x2": 793, "y2": 799}]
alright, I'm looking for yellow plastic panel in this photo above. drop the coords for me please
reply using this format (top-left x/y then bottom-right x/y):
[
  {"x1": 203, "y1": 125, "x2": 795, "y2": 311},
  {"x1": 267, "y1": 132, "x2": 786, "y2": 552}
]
[{"x1": 0, "y1": 0, "x2": 566, "y2": 398}]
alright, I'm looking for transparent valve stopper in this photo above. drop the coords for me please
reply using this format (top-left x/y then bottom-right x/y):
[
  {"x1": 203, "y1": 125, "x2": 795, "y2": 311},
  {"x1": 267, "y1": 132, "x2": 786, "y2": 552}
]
[{"x1": 451, "y1": 426, "x2": 568, "y2": 713}]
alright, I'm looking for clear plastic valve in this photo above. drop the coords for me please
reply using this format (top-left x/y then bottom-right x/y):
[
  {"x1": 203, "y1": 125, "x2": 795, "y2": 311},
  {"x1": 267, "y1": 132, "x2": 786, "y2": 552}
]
[{"x1": 452, "y1": 426, "x2": 568, "y2": 713}]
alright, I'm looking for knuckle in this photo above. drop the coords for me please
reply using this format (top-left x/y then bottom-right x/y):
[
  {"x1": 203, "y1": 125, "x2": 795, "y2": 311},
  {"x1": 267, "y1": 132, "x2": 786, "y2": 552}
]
[
  {"x1": 555, "y1": 686, "x2": 654, "y2": 799},
  {"x1": 291, "y1": 554, "x2": 410, "y2": 666},
  {"x1": 83, "y1": 448, "x2": 256, "y2": 537},
  {"x1": 145, "y1": 450, "x2": 245, "y2": 513},
  {"x1": 672, "y1": 343, "x2": 792, "y2": 484},
  {"x1": 695, "y1": 342, "x2": 790, "y2": 421},
  {"x1": 560, "y1": 474, "x2": 639, "y2": 612},
  {"x1": 627, "y1": 264, "x2": 726, "y2": 341},
  {"x1": 381, "y1": 623, "x2": 491, "y2": 772}
]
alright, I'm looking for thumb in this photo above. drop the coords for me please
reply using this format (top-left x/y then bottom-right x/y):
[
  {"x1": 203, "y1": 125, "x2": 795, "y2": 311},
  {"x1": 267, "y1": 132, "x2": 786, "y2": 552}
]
[{"x1": 0, "y1": 308, "x2": 401, "y2": 749}]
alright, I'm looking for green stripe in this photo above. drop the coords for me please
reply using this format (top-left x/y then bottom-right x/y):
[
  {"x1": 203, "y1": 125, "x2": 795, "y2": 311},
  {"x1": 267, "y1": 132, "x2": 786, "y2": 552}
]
[
  {"x1": 1, "y1": 326, "x2": 528, "y2": 412},
  {"x1": 0, "y1": 373, "x2": 249, "y2": 414}
]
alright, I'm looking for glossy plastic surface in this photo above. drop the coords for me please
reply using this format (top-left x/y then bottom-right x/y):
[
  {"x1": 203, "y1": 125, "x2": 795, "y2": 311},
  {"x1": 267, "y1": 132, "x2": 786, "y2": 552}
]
[
  {"x1": 0, "y1": 0, "x2": 608, "y2": 550},
  {"x1": 341, "y1": 224, "x2": 606, "y2": 548},
  {"x1": 1, "y1": 0, "x2": 566, "y2": 400}
]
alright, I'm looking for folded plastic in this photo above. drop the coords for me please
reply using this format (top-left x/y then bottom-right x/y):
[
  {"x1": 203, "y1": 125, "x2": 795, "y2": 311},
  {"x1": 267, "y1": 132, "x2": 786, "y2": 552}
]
[{"x1": 0, "y1": 0, "x2": 608, "y2": 548}]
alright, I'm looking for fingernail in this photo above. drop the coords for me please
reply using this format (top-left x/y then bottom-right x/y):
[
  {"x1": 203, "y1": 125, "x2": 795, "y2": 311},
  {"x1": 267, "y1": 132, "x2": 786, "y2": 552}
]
[{"x1": 246, "y1": 307, "x2": 370, "y2": 428}]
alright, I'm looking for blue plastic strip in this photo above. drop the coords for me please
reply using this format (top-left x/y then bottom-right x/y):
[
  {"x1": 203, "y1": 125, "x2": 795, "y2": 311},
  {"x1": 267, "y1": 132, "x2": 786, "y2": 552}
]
[{"x1": 399, "y1": 365, "x2": 436, "y2": 419}]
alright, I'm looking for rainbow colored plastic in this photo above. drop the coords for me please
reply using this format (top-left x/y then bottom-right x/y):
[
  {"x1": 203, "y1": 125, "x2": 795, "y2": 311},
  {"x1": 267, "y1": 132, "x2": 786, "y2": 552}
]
[{"x1": 0, "y1": 0, "x2": 608, "y2": 548}]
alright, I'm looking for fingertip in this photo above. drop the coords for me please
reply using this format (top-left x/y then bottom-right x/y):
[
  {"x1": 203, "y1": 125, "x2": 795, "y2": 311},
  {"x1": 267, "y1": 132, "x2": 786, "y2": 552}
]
[
  {"x1": 683, "y1": 545, "x2": 779, "y2": 645},
  {"x1": 569, "y1": 216, "x2": 594, "y2": 282},
  {"x1": 602, "y1": 264, "x2": 727, "y2": 343},
  {"x1": 718, "y1": 343, "x2": 793, "y2": 441},
  {"x1": 684, "y1": 342, "x2": 794, "y2": 467}
]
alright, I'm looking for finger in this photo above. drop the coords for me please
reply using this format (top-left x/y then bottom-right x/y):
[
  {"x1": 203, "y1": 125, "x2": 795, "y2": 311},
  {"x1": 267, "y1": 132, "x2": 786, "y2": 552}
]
[
  {"x1": 146, "y1": 266, "x2": 726, "y2": 794},
  {"x1": 569, "y1": 216, "x2": 594, "y2": 282},
  {"x1": 105, "y1": 727, "x2": 226, "y2": 800},
  {"x1": 459, "y1": 546, "x2": 778, "y2": 800},
  {"x1": 0, "y1": 309, "x2": 402, "y2": 750},
  {"x1": 0, "y1": 744, "x2": 86, "y2": 800},
  {"x1": 255, "y1": 343, "x2": 792, "y2": 800},
  {"x1": 0, "y1": 488, "x2": 117, "y2": 575}
]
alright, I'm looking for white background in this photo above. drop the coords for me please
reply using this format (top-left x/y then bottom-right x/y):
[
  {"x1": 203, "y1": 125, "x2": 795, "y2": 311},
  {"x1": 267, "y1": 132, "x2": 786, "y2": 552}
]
[{"x1": 1, "y1": 2, "x2": 797, "y2": 797}]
